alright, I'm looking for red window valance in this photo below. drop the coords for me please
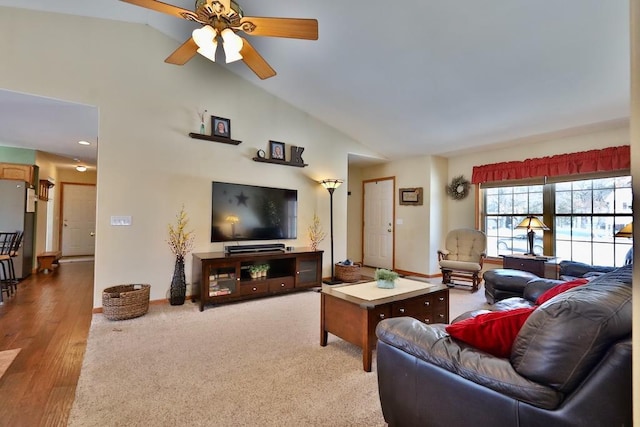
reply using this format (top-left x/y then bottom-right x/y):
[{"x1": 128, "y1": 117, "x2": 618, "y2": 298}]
[{"x1": 471, "y1": 145, "x2": 630, "y2": 184}]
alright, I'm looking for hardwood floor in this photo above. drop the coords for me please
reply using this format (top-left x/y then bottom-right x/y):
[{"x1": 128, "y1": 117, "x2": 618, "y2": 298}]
[{"x1": 0, "y1": 261, "x2": 93, "y2": 427}]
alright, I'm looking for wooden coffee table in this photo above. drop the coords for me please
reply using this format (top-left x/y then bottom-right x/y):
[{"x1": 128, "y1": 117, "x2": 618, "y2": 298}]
[{"x1": 320, "y1": 278, "x2": 449, "y2": 372}]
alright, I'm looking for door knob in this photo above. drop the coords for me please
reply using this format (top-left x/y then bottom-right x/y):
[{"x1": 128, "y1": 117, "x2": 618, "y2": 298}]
[{"x1": 90, "y1": 232, "x2": 95, "y2": 237}]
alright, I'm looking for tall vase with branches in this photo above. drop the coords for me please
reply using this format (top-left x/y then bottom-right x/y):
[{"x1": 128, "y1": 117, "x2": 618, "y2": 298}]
[
  {"x1": 308, "y1": 213, "x2": 326, "y2": 251},
  {"x1": 167, "y1": 206, "x2": 195, "y2": 305}
]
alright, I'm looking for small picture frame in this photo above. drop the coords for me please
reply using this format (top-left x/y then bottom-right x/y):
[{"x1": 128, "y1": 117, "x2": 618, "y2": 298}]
[
  {"x1": 399, "y1": 187, "x2": 423, "y2": 205},
  {"x1": 212, "y1": 116, "x2": 231, "y2": 138},
  {"x1": 270, "y1": 141, "x2": 285, "y2": 160}
]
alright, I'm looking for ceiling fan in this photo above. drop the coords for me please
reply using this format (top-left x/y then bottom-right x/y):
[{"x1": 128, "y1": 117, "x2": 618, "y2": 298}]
[{"x1": 120, "y1": 0, "x2": 318, "y2": 79}]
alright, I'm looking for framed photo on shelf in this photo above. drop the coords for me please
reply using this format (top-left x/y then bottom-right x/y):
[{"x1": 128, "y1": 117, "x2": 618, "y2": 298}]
[
  {"x1": 212, "y1": 116, "x2": 231, "y2": 138},
  {"x1": 270, "y1": 141, "x2": 285, "y2": 160},
  {"x1": 399, "y1": 187, "x2": 423, "y2": 205}
]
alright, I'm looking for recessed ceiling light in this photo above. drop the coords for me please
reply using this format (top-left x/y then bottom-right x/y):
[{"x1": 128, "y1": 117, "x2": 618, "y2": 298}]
[
  {"x1": 78, "y1": 140, "x2": 91, "y2": 146},
  {"x1": 76, "y1": 165, "x2": 87, "y2": 172}
]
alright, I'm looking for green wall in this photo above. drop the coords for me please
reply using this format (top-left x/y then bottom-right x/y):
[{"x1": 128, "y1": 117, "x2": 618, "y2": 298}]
[{"x1": 0, "y1": 146, "x2": 36, "y2": 164}]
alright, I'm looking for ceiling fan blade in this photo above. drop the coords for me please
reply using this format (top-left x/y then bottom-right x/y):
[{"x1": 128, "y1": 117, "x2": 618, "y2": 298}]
[
  {"x1": 119, "y1": 0, "x2": 197, "y2": 20},
  {"x1": 240, "y1": 40, "x2": 276, "y2": 80},
  {"x1": 239, "y1": 17, "x2": 318, "y2": 40},
  {"x1": 165, "y1": 37, "x2": 198, "y2": 65}
]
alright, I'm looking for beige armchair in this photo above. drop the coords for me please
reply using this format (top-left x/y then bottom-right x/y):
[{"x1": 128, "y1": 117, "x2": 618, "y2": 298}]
[{"x1": 437, "y1": 228, "x2": 487, "y2": 292}]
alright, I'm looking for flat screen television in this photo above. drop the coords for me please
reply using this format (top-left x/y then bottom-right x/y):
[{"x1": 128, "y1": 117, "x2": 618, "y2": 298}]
[{"x1": 211, "y1": 181, "x2": 298, "y2": 242}]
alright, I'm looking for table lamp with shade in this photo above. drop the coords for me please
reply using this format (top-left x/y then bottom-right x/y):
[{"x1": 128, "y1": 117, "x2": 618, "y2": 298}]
[
  {"x1": 615, "y1": 222, "x2": 633, "y2": 265},
  {"x1": 515, "y1": 215, "x2": 549, "y2": 256},
  {"x1": 614, "y1": 222, "x2": 633, "y2": 238}
]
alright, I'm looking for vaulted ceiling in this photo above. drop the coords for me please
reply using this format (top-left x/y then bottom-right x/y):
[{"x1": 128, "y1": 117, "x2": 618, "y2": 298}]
[{"x1": 0, "y1": 0, "x2": 630, "y2": 166}]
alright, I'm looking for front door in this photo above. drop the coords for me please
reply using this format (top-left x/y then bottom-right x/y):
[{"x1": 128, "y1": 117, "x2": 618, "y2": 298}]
[
  {"x1": 363, "y1": 178, "x2": 394, "y2": 269},
  {"x1": 61, "y1": 183, "x2": 96, "y2": 256}
]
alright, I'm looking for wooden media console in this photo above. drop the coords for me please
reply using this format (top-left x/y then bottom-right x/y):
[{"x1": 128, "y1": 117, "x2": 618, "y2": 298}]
[{"x1": 192, "y1": 248, "x2": 323, "y2": 311}]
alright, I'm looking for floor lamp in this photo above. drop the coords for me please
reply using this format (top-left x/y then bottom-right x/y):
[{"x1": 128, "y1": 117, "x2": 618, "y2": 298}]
[{"x1": 321, "y1": 179, "x2": 343, "y2": 285}]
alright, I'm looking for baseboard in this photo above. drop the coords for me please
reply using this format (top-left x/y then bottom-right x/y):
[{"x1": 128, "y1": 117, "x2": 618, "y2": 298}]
[{"x1": 394, "y1": 269, "x2": 441, "y2": 279}]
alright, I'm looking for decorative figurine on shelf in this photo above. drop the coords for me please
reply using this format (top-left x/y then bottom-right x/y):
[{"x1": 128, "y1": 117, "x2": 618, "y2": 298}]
[
  {"x1": 198, "y1": 109, "x2": 208, "y2": 134},
  {"x1": 167, "y1": 205, "x2": 195, "y2": 305},
  {"x1": 290, "y1": 145, "x2": 305, "y2": 165},
  {"x1": 308, "y1": 213, "x2": 326, "y2": 251}
]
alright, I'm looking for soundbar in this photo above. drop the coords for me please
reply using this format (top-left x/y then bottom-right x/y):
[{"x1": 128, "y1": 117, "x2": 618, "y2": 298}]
[{"x1": 225, "y1": 243, "x2": 286, "y2": 255}]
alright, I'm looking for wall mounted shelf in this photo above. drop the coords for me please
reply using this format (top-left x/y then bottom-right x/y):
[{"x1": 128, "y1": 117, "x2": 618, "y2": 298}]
[
  {"x1": 188, "y1": 133, "x2": 242, "y2": 145},
  {"x1": 252, "y1": 157, "x2": 308, "y2": 168}
]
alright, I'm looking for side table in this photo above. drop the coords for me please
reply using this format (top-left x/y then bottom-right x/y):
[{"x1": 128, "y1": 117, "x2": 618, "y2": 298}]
[{"x1": 501, "y1": 254, "x2": 558, "y2": 278}]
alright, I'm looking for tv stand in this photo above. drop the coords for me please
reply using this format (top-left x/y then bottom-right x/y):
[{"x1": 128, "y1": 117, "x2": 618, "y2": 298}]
[{"x1": 192, "y1": 248, "x2": 323, "y2": 311}]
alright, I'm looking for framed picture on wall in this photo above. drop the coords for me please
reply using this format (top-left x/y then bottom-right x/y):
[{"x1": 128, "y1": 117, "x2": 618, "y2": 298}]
[
  {"x1": 212, "y1": 116, "x2": 231, "y2": 138},
  {"x1": 399, "y1": 187, "x2": 423, "y2": 205},
  {"x1": 270, "y1": 141, "x2": 285, "y2": 160}
]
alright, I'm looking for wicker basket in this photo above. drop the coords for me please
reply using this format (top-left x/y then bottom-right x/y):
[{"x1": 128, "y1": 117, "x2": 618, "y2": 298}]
[
  {"x1": 335, "y1": 263, "x2": 362, "y2": 282},
  {"x1": 102, "y1": 284, "x2": 150, "y2": 321}
]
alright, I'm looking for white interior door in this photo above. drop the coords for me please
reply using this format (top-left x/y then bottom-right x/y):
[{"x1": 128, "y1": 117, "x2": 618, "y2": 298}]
[
  {"x1": 363, "y1": 178, "x2": 394, "y2": 269},
  {"x1": 62, "y1": 184, "x2": 96, "y2": 256}
]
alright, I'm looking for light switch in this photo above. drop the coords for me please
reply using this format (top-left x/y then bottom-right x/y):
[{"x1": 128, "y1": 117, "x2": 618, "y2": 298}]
[
  {"x1": 111, "y1": 215, "x2": 132, "y2": 226},
  {"x1": 396, "y1": 219, "x2": 403, "y2": 225}
]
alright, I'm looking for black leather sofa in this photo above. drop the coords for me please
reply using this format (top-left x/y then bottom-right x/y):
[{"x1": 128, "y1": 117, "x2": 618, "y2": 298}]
[
  {"x1": 375, "y1": 265, "x2": 632, "y2": 427},
  {"x1": 484, "y1": 260, "x2": 619, "y2": 304}
]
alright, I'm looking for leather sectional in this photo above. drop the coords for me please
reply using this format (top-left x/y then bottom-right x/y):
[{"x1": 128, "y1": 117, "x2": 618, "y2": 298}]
[{"x1": 375, "y1": 265, "x2": 632, "y2": 427}]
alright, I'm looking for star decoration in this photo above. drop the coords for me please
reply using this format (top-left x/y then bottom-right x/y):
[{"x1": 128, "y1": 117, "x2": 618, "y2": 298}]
[{"x1": 235, "y1": 192, "x2": 248, "y2": 206}]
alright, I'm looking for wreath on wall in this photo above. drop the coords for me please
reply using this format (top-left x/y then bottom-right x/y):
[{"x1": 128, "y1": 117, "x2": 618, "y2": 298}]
[{"x1": 446, "y1": 175, "x2": 470, "y2": 200}]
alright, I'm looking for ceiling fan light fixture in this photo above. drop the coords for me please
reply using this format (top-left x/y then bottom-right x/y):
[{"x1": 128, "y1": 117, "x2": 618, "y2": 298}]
[
  {"x1": 223, "y1": 48, "x2": 243, "y2": 63},
  {"x1": 197, "y1": 43, "x2": 218, "y2": 62},
  {"x1": 221, "y1": 28, "x2": 243, "y2": 63},
  {"x1": 192, "y1": 25, "x2": 216, "y2": 48},
  {"x1": 119, "y1": 0, "x2": 318, "y2": 79}
]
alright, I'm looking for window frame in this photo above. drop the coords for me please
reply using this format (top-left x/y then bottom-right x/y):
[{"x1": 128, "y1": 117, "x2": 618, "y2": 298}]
[{"x1": 479, "y1": 171, "x2": 632, "y2": 266}]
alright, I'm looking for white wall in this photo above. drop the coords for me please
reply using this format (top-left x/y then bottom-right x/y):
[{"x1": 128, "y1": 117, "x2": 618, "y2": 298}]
[
  {"x1": 0, "y1": 7, "x2": 379, "y2": 307},
  {"x1": 346, "y1": 126, "x2": 630, "y2": 278},
  {"x1": 354, "y1": 155, "x2": 448, "y2": 276},
  {"x1": 346, "y1": 166, "x2": 364, "y2": 262}
]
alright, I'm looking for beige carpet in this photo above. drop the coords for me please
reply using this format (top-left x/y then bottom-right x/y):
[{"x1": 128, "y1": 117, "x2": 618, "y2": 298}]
[
  {"x1": 69, "y1": 283, "x2": 489, "y2": 426},
  {"x1": 0, "y1": 348, "x2": 20, "y2": 379}
]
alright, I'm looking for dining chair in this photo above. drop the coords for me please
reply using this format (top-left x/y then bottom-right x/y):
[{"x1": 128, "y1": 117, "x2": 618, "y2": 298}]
[
  {"x1": 7, "y1": 231, "x2": 23, "y2": 293},
  {"x1": 0, "y1": 232, "x2": 17, "y2": 302}
]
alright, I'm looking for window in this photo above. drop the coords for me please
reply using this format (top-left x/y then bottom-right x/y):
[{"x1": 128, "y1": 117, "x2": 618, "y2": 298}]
[{"x1": 481, "y1": 175, "x2": 632, "y2": 266}]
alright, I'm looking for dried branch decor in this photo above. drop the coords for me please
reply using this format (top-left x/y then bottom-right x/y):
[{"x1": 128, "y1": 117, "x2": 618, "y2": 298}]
[
  {"x1": 307, "y1": 213, "x2": 326, "y2": 251},
  {"x1": 167, "y1": 206, "x2": 195, "y2": 259}
]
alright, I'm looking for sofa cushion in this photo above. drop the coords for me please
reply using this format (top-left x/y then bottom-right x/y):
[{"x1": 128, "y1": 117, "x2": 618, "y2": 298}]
[
  {"x1": 511, "y1": 266, "x2": 632, "y2": 394},
  {"x1": 446, "y1": 307, "x2": 536, "y2": 358},
  {"x1": 522, "y1": 277, "x2": 565, "y2": 303},
  {"x1": 534, "y1": 278, "x2": 588, "y2": 305},
  {"x1": 558, "y1": 260, "x2": 616, "y2": 280},
  {"x1": 376, "y1": 319, "x2": 563, "y2": 409}
]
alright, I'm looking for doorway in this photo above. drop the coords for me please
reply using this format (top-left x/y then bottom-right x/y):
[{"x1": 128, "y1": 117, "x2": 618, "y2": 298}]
[
  {"x1": 60, "y1": 183, "x2": 96, "y2": 256},
  {"x1": 362, "y1": 177, "x2": 395, "y2": 269}
]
